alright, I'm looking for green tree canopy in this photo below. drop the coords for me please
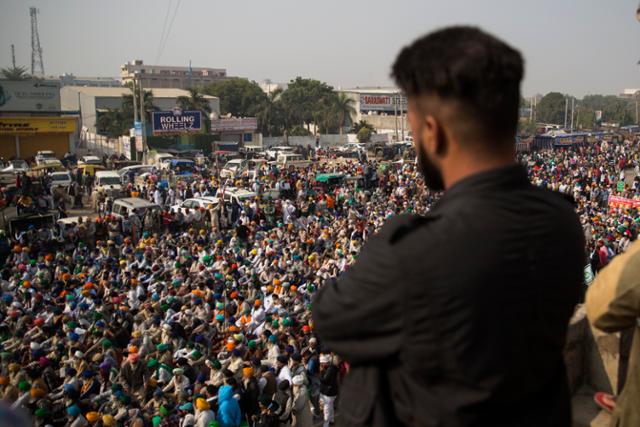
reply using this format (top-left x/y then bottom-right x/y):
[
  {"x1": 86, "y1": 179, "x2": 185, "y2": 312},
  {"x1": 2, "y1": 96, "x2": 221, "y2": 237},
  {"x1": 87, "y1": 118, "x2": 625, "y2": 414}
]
[
  {"x1": 536, "y1": 92, "x2": 566, "y2": 125},
  {"x1": 0, "y1": 66, "x2": 30, "y2": 80},
  {"x1": 177, "y1": 88, "x2": 212, "y2": 132},
  {"x1": 202, "y1": 78, "x2": 266, "y2": 117}
]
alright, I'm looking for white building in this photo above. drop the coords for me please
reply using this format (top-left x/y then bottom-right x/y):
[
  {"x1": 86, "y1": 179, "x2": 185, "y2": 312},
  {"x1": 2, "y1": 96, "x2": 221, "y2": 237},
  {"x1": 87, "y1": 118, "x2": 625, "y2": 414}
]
[
  {"x1": 121, "y1": 60, "x2": 229, "y2": 89},
  {"x1": 60, "y1": 86, "x2": 220, "y2": 134}
]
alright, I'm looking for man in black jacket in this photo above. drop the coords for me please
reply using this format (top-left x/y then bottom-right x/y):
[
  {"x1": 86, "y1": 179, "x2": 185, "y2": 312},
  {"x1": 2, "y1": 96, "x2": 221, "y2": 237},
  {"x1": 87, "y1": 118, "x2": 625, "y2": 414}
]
[{"x1": 313, "y1": 27, "x2": 585, "y2": 427}]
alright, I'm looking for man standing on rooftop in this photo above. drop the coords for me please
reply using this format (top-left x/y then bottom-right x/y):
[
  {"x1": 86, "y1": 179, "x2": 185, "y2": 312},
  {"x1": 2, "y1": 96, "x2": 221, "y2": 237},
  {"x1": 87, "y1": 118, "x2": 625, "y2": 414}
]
[{"x1": 313, "y1": 26, "x2": 585, "y2": 427}]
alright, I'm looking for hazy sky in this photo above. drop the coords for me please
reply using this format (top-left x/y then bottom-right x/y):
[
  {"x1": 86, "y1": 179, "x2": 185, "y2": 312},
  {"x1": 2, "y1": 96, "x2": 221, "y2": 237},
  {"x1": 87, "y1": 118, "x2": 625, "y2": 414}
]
[{"x1": 1, "y1": 0, "x2": 639, "y2": 97}]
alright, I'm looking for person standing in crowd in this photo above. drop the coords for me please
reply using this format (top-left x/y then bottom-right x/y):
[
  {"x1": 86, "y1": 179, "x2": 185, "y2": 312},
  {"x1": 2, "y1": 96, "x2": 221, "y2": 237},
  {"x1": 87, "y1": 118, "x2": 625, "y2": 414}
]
[
  {"x1": 318, "y1": 354, "x2": 338, "y2": 427},
  {"x1": 314, "y1": 26, "x2": 585, "y2": 426},
  {"x1": 586, "y1": 239, "x2": 640, "y2": 427}
]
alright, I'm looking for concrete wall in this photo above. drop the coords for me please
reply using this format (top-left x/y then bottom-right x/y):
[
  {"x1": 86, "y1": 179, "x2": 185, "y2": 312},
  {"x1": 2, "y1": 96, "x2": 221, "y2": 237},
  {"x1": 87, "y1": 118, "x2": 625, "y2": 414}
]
[
  {"x1": 356, "y1": 114, "x2": 409, "y2": 140},
  {"x1": 261, "y1": 133, "x2": 390, "y2": 148}
]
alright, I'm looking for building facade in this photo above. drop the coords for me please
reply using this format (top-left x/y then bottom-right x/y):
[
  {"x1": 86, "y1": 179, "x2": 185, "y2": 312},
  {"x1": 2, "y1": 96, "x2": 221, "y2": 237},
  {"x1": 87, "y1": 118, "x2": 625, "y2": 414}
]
[
  {"x1": 0, "y1": 80, "x2": 78, "y2": 159},
  {"x1": 60, "y1": 86, "x2": 220, "y2": 135},
  {"x1": 338, "y1": 87, "x2": 409, "y2": 139},
  {"x1": 121, "y1": 60, "x2": 229, "y2": 89}
]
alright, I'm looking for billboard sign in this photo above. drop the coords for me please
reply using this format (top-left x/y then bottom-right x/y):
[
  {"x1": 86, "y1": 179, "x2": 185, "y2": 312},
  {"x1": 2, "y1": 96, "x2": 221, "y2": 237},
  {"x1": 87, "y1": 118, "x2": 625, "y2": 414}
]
[
  {"x1": 134, "y1": 121, "x2": 143, "y2": 151},
  {"x1": 0, "y1": 117, "x2": 76, "y2": 135},
  {"x1": 0, "y1": 80, "x2": 61, "y2": 112},
  {"x1": 211, "y1": 117, "x2": 258, "y2": 132},
  {"x1": 152, "y1": 110, "x2": 202, "y2": 135},
  {"x1": 359, "y1": 94, "x2": 406, "y2": 112}
]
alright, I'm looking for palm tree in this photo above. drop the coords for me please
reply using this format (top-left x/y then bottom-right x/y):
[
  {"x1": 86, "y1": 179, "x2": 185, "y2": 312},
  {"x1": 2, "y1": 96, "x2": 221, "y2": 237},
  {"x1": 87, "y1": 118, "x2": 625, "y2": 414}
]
[
  {"x1": 256, "y1": 88, "x2": 284, "y2": 137},
  {"x1": 333, "y1": 93, "x2": 356, "y2": 134},
  {"x1": 121, "y1": 90, "x2": 158, "y2": 124},
  {"x1": 176, "y1": 88, "x2": 212, "y2": 132},
  {"x1": 0, "y1": 66, "x2": 30, "y2": 80}
]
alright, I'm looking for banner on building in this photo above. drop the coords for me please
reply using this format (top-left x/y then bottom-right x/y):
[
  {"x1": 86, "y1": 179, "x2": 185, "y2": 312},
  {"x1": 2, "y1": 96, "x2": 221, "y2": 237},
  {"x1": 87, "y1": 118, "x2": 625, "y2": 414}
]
[
  {"x1": 134, "y1": 121, "x2": 143, "y2": 151},
  {"x1": 0, "y1": 117, "x2": 76, "y2": 135},
  {"x1": 211, "y1": 117, "x2": 258, "y2": 132},
  {"x1": 359, "y1": 94, "x2": 407, "y2": 112},
  {"x1": 0, "y1": 81, "x2": 61, "y2": 112},
  {"x1": 152, "y1": 110, "x2": 202, "y2": 135},
  {"x1": 608, "y1": 195, "x2": 640, "y2": 210}
]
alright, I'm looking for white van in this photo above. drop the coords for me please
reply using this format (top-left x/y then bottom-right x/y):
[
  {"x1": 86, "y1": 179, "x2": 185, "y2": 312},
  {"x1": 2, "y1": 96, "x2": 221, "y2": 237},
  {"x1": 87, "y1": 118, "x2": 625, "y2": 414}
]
[
  {"x1": 118, "y1": 165, "x2": 156, "y2": 184},
  {"x1": 94, "y1": 171, "x2": 123, "y2": 196},
  {"x1": 110, "y1": 197, "x2": 160, "y2": 219}
]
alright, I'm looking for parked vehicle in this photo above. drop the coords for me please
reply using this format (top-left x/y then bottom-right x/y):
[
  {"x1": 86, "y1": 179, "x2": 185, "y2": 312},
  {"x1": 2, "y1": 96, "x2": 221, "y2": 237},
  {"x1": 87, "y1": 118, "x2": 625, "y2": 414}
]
[
  {"x1": 35, "y1": 150, "x2": 58, "y2": 165},
  {"x1": 118, "y1": 165, "x2": 156, "y2": 184},
  {"x1": 276, "y1": 153, "x2": 313, "y2": 169},
  {"x1": 49, "y1": 171, "x2": 73, "y2": 189},
  {"x1": 78, "y1": 155, "x2": 103, "y2": 165},
  {"x1": 110, "y1": 197, "x2": 160, "y2": 219},
  {"x1": 93, "y1": 171, "x2": 123, "y2": 197},
  {"x1": 2, "y1": 160, "x2": 29, "y2": 173},
  {"x1": 265, "y1": 146, "x2": 295, "y2": 161},
  {"x1": 215, "y1": 187, "x2": 257, "y2": 205},
  {"x1": 170, "y1": 197, "x2": 219, "y2": 215},
  {"x1": 220, "y1": 159, "x2": 247, "y2": 178}
]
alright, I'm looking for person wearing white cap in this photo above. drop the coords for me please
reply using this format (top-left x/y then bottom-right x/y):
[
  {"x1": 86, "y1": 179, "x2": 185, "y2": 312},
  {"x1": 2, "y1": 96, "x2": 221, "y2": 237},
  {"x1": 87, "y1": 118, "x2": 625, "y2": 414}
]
[
  {"x1": 291, "y1": 374, "x2": 313, "y2": 427},
  {"x1": 318, "y1": 354, "x2": 338, "y2": 427}
]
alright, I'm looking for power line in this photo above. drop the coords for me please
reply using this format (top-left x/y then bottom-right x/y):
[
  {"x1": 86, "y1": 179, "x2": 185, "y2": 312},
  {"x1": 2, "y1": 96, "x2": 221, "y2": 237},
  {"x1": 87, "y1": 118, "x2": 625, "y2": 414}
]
[
  {"x1": 156, "y1": 0, "x2": 182, "y2": 64},
  {"x1": 154, "y1": 0, "x2": 173, "y2": 65}
]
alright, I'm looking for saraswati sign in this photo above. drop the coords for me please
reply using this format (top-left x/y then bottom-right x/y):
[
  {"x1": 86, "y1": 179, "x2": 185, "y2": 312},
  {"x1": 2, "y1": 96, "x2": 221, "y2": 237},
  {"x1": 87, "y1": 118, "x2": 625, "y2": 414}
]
[{"x1": 152, "y1": 110, "x2": 202, "y2": 135}]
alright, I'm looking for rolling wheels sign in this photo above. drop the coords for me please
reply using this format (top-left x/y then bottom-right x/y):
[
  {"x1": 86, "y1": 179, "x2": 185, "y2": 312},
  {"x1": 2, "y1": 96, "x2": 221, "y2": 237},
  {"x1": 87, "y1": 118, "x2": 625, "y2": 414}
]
[{"x1": 152, "y1": 110, "x2": 202, "y2": 135}]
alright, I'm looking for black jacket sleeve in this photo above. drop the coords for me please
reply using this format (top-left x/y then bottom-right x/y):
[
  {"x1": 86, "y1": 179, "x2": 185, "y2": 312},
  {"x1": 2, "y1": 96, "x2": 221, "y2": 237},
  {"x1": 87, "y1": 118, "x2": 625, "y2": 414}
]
[{"x1": 312, "y1": 215, "x2": 414, "y2": 364}]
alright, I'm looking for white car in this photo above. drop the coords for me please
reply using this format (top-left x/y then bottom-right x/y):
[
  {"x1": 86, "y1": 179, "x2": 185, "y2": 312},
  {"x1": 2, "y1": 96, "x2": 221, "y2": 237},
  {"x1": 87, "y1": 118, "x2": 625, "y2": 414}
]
[
  {"x1": 1, "y1": 160, "x2": 29, "y2": 173},
  {"x1": 220, "y1": 159, "x2": 248, "y2": 178},
  {"x1": 35, "y1": 150, "x2": 58, "y2": 165},
  {"x1": 78, "y1": 155, "x2": 103, "y2": 165},
  {"x1": 215, "y1": 187, "x2": 257, "y2": 205},
  {"x1": 265, "y1": 146, "x2": 295, "y2": 161},
  {"x1": 170, "y1": 197, "x2": 219, "y2": 215},
  {"x1": 49, "y1": 171, "x2": 72, "y2": 188}
]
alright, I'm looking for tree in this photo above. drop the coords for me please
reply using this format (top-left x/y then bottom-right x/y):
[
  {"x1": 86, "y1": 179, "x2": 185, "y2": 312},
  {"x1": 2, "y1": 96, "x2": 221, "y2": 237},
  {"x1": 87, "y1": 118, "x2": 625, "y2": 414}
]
[
  {"x1": 256, "y1": 88, "x2": 286, "y2": 137},
  {"x1": 351, "y1": 120, "x2": 376, "y2": 135},
  {"x1": 121, "y1": 89, "x2": 158, "y2": 125},
  {"x1": 177, "y1": 88, "x2": 212, "y2": 132},
  {"x1": 357, "y1": 127, "x2": 372, "y2": 143},
  {"x1": 331, "y1": 93, "x2": 356, "y2": 134},
  {"x1": 202, "y1": 78, "x2": 266, "y2": 117},
  {"x1": 96, "y1": 109, "x2": 127, "y2": 138},
  {"x1": 536, "y1": 92, "x2": 566, "y2": 125},
  {"x1": 279, "y1": 77, "x2": 335, "y2": 131},
  {"x1": 0, "y1": 66, "x2": 30, "y2": 80}
]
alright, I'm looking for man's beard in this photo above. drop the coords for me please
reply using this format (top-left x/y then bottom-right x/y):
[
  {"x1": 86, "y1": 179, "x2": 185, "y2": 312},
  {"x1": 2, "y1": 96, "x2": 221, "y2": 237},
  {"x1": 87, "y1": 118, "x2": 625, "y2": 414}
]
[{"x1": 416, "y1": 140, "x2": 445, "y2": 191}]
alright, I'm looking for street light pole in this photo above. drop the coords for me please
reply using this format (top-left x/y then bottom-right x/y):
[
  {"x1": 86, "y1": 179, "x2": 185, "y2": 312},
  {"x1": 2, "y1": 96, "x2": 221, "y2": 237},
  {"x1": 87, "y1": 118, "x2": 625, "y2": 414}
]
[{"x1": 138, "y1": 76, "x2": 148, "y2": 164}]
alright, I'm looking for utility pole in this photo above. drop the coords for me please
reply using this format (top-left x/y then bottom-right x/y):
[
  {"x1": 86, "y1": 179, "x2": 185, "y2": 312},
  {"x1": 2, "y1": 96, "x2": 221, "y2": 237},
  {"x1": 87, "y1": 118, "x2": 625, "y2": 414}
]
[
  {"x1": 564, "y1": 97, "x2": 569, "y2": 129},
  {"x1": 400, "y1": 94, "x2": 405, "y2": 140},
  {"x1": 138, "y1": 77, "x2": 148, "y2": 163},
  {"x1": 394, "y1": 93, "x2": 398, "y2": 141},
  {"x1": 570, "y1": 98, "x2": 575, "y2": 133},
  {"x1": 10, "y1": 44, "x2": 16, "y2": 68},
  {"x1": 529, "y1": 97, "x2": 533, "y2": 122}
]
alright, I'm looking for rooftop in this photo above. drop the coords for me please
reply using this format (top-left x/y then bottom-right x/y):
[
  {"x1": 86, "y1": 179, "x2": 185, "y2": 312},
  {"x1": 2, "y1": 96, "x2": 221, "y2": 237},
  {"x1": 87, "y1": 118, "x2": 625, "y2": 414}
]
[{"x1": 62, "y1": 86, "x2": 217, "y2": 99}]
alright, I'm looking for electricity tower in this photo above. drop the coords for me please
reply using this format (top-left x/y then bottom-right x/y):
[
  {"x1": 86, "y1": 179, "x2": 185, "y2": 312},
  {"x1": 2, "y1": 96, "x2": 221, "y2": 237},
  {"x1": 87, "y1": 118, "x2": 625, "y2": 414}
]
[{"x1": 30, "y1": 7, "x2": 44, "y2": 76}]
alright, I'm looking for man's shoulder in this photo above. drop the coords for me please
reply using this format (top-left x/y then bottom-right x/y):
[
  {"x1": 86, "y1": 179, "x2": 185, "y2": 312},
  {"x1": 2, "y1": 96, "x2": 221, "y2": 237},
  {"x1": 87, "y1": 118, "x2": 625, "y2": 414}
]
[{"x1": 378, "y1": 213, "x2": 441, "y2": 245}]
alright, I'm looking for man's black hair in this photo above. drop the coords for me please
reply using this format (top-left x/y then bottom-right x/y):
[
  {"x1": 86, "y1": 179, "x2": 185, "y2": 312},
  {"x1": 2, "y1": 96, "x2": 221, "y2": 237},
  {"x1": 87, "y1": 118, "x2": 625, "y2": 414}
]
[{"x1": 392, "y1": 26, "x2": 523, "y2": 142}]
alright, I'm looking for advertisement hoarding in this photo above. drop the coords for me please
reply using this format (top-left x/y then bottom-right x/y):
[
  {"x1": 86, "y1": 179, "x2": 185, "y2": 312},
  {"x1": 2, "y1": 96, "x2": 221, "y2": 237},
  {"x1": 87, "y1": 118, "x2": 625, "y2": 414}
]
[
  {"x1": 0, "y1": 117, "x2": 76, "y2": 135},
  {"x1": 152, "y1": 110, "x2": 202, "y2": 135},
  {"x1": 359, "y1": 94, "x2": 406, "y2": 112},
  {"x1": 0, "y1": 80, "x2": 61, "y2": 112},
  {"x1": 210, "y1": 117, "x2": 258, "y2": 132}
]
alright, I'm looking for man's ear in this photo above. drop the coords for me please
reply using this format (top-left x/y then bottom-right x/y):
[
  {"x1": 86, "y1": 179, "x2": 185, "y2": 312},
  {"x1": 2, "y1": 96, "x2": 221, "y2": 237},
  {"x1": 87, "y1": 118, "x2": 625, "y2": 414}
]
[{"x1": 423, "y1": 114, "x2": 448, "y2": 157}]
